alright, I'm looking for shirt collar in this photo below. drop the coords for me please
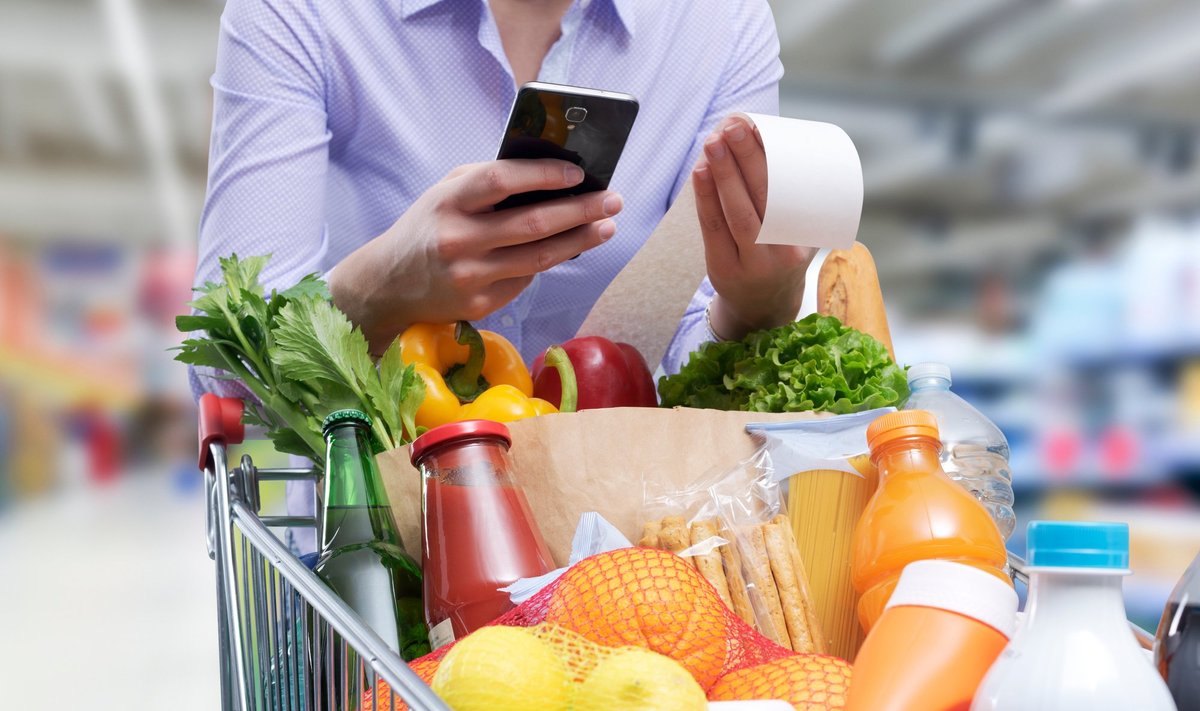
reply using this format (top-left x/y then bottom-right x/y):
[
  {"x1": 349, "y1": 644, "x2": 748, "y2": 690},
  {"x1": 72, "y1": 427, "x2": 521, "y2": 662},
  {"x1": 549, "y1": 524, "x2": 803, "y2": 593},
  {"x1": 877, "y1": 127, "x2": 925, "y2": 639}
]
[
  {"x1": 399, "y1": 0, "x2": 635, "y2": 36},
  {"x1": 601, "y1": 0, "x2": 636, "y2": 36}
]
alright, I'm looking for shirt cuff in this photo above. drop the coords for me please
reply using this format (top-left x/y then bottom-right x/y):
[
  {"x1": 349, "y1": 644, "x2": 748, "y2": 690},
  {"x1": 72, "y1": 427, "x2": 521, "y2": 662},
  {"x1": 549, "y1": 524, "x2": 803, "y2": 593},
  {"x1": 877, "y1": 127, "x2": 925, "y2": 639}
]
[{"x1": 660, "y1": 281, "x2": 718, "y2": 376}]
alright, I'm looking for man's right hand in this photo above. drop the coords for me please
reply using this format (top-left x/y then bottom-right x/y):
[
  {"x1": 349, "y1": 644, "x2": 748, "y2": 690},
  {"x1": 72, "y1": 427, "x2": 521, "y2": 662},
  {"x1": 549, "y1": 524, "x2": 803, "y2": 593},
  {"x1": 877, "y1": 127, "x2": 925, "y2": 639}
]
[{"x1": 329, "y1": 159, "x2": 622, "y2": 353}]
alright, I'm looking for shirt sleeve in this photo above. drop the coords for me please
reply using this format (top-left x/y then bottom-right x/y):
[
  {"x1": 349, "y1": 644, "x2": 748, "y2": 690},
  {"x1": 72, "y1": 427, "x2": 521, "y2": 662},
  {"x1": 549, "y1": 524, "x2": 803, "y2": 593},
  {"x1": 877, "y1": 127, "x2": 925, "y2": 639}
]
[
  {"x1": 660, "y1": 0, "x2": 783, "y2": 375},
  {"x1": 191, "y1": 0, "x2": 331, "y2": 399}
]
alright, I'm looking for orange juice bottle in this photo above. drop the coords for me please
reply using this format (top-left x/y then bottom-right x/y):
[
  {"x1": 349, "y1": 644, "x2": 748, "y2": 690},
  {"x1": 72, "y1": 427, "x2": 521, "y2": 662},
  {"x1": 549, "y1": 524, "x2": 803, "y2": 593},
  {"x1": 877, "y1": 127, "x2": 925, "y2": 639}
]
[
  {"x1": 851, "y1": 410, "x2": 1010, "y2": 631},
  {"x1": 847, "y1": 559, "x2": 1017, "y2": 711}
]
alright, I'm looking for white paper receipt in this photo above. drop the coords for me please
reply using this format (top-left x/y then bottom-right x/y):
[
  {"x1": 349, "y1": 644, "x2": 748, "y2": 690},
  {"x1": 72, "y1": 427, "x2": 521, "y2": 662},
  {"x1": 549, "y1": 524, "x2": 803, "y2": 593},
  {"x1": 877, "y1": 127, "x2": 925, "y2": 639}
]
[
  {"x1": 428, "y1": 617, "x2": 455, "y2": 651},
  {"x1": 744, "y1": 112, "x2": 863, "y2": 250}
]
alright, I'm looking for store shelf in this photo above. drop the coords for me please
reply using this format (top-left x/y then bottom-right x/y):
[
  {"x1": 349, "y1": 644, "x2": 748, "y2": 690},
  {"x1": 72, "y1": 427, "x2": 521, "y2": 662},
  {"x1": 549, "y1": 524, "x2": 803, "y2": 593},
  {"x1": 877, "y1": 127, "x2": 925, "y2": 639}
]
[
  {"x1": 1156, "y1": 435, "x2": 1200, "y2": 471},
  {"x1": 1054, "y1": 340, "x2": 1200, "y2": 371},
  {"x1": 0, "y1": 347, "x2": 142, "y2": 410},
  {"x1": 1007, "y1": 435, "x2": 1200, "y2": 492}
]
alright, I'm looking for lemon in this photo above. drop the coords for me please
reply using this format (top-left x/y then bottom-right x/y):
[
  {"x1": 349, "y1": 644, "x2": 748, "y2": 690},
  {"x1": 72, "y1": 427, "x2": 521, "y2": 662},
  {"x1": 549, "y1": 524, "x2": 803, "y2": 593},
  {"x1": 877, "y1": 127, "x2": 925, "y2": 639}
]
[
  {"x1": 431, "y1": 626, "x2": 568, "y2": 711},
  {"x1": 575, "y1": 647, "x2": 707, "y2": 711}
]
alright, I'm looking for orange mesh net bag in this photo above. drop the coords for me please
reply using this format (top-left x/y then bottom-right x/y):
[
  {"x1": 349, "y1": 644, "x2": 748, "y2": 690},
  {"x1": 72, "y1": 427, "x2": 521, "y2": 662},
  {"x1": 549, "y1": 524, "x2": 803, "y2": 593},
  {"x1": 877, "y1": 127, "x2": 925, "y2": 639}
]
[{"x1": 366, "y1": 547, "x2": 851, "y2": 710}]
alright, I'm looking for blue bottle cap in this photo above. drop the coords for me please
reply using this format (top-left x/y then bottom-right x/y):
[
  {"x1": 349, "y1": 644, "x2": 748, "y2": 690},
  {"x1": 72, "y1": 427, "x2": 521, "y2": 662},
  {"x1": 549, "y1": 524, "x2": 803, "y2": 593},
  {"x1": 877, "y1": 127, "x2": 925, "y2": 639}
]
[{"x1": 1027, "y1": 520, "x2": 1129, "y2": 570}]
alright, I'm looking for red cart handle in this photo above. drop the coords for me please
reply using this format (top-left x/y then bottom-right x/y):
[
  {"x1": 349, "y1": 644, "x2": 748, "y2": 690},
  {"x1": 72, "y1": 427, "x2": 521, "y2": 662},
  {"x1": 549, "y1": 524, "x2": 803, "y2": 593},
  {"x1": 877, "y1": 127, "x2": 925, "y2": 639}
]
[{"x1": 198, "y1": 394, "x2": 245, "y2": 469}]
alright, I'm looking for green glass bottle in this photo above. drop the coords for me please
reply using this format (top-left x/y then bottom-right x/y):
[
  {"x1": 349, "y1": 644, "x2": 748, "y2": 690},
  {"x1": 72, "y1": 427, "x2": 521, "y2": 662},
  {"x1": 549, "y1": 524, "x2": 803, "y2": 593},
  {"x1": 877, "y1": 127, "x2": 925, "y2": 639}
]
[{"x1": 315, "y1": 409, "x2": 429, "y2": 661}]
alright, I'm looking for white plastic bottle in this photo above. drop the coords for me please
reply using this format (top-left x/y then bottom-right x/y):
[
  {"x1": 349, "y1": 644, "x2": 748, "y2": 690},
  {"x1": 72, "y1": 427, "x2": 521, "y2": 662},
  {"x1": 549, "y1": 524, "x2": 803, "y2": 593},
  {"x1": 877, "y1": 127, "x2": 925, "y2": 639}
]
[
  {"x1": 972, "y1": 521, "x2": 1177, "y2": 711},
  {"x1": 904, "y1": 362, "x2": 1016, "y2": 539}
]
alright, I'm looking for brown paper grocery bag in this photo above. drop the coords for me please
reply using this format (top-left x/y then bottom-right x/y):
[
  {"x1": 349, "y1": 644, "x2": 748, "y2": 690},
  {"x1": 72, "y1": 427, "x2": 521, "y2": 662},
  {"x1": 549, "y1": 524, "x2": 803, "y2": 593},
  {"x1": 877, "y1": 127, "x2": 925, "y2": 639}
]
[
  {"x1": 379, "y1": 407, "x2": 818, "y2": 564},
  {"x1": 377, "y1": 240, "x2": 893, "y2": 656}
]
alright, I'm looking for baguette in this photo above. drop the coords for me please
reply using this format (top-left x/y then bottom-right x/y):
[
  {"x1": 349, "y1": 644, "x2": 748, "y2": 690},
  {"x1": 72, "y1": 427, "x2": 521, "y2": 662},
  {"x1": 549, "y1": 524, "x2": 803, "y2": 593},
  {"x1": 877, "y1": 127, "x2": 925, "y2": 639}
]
[
  {"x1": 741, "y1": 525, "x2": 791, "y2": 649},
  {"x1": 764, "y1": 517, "x2": 824, "y2": 653},
  {"x1": 817, "y1": 241, "x2": 895, "y2": 360},
  {"x1": 690, "y1": 519, "x2": 734, "y2": 610}
]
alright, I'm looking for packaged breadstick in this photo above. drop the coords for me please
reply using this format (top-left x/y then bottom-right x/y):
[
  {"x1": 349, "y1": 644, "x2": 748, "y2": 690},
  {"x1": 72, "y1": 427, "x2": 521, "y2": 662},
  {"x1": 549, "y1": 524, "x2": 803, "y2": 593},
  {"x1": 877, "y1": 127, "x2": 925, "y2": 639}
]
[
  {"x1": 640, "y1": 447, "x2": 825, "y2": 655},
  {"x1": 641, "y1": 461, "x2": 749, "y2": 627},
  {"x1": 690, "y1": 518, "x2": 735, "y2": 611},
  {"x1": 705, "y1": 448, "x2": 827, "y2": 654}
]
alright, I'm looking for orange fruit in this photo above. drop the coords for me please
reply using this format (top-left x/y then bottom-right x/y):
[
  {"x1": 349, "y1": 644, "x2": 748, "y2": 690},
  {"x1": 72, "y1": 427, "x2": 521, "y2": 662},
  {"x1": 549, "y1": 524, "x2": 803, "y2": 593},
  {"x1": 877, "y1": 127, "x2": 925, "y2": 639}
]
[
  {"x1": 708, "y1": 654, "x2": 852, "y2": 710},
  {"x1": 362, "y1": 656, "x2": 441, "y2": 711},
  {"x1": 543, "y1": 547, "x2": 730, "y2": 689}
]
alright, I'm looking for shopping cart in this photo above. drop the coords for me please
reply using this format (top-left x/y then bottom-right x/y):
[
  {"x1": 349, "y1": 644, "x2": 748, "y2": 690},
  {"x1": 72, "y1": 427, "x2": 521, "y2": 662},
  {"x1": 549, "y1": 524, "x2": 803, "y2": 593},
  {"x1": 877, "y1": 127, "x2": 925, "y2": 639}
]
[
  {"x1": 198, "y1": 394, "x2": 450, "y2": 711},
  {"x1": 197, "y1": 393, "x2": 1158, "y2": 711}
]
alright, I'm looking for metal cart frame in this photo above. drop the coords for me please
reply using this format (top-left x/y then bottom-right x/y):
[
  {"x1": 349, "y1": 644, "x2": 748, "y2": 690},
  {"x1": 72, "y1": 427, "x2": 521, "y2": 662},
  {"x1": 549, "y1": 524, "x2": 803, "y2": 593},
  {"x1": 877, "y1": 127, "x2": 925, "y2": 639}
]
[{"x1": 199, "y1": 394, "x2": 450, "y2": 711}]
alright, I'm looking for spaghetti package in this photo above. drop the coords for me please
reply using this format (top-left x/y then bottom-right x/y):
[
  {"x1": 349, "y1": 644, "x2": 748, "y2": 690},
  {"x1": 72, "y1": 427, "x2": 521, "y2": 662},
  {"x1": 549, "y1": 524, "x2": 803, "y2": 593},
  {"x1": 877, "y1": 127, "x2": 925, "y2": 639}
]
[{"x1": 641, "y1": 450, "x2": 827, "y2": 655}]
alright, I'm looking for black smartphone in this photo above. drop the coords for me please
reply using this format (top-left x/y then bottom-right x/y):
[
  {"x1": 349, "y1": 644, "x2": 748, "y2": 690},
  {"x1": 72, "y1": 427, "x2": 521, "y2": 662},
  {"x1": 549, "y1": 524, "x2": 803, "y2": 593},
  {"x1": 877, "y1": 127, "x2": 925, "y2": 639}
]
[{"x1": 494, "y1": 81, "x2": 639, "y2": 210}]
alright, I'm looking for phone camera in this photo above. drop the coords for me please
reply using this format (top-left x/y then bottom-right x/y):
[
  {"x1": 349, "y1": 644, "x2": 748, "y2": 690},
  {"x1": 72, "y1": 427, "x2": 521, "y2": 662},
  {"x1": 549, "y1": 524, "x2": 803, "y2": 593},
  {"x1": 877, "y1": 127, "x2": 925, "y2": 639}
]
[{"x1": 565, "y1": 106, "x2": 588, "y2": 123}]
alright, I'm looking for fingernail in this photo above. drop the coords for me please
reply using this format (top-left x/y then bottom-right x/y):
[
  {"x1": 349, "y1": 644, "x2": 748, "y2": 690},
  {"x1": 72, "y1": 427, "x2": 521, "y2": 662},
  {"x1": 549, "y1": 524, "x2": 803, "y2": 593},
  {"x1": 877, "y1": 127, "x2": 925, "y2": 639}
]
[
  {"x1": 694, "y1": 164, "x2": 711, "y2": 181},
  {"x1": 724, "y1": 124, "x2": 747, "y2": 143},
  {"x1": 598, "y1": 219, "x2": 616, "y2": 241},
  {"x1": 602, "y1": 193, "x2": 623, "y2": 216},
  {"x1": 565, "y1": 165, "x2": 584, "y2": 184},
  {"x1": 705, "y1": 136, "x2": 727, "y2": 159}
]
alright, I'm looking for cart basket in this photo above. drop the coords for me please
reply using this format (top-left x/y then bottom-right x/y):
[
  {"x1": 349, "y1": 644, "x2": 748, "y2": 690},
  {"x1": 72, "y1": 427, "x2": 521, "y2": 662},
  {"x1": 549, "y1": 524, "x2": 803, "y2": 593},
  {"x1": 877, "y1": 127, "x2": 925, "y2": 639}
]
[{"x1": 198, "y1": 394, "x2": 449, "y2": 711}]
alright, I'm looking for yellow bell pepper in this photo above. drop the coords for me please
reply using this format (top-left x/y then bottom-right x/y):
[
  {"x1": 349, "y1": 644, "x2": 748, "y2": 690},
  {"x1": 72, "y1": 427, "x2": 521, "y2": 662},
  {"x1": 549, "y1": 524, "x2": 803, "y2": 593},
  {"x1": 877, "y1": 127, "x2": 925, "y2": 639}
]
[
  {"x1": 458, "y1": 384, "x2": 552, "y2": 423},
  {"x1": 400, "y1": 321, "x2": 576, "y2": 428}
]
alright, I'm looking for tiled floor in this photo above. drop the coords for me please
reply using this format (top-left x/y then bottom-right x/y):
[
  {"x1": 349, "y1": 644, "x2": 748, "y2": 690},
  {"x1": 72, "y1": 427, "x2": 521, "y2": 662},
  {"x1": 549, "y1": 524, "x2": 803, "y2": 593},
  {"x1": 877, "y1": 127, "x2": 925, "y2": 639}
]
[{"x1": 0, "y1": 472, "x2": 220, "y2": 710}]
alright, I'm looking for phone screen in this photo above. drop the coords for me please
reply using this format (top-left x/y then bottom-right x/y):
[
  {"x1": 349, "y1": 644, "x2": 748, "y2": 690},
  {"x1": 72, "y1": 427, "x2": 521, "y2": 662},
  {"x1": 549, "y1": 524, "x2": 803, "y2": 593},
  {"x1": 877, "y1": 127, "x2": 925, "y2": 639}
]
[{"x1": 495, "y1": 85, "x2": 639, "y2": 210}]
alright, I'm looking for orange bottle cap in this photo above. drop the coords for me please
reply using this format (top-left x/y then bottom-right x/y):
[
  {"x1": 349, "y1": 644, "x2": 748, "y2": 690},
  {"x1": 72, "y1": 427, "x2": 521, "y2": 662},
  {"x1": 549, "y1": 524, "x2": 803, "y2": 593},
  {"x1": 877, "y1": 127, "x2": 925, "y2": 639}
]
[{"x1": 867, "y1": 410, "x2": 940, "y2": 451}]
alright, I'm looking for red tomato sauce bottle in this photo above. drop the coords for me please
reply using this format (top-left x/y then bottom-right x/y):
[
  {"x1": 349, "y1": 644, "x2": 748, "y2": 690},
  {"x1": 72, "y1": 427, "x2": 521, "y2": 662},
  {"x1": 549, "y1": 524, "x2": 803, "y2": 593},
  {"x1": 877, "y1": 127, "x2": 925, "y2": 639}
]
[{"x1": 409, "y1": 420, "x2": 555, "y2": 649}]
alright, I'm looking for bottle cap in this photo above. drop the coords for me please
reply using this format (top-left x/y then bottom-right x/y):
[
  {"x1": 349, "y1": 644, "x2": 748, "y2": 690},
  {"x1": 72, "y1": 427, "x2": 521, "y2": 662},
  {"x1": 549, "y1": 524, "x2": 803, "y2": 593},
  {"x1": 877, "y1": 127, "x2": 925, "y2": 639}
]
[
  {"x1": 410, "y1": 419, "x2": 512, "y2": 466},
  {"x1": 322, "y1": 409, "x2": 372, "y2": 434},
  {"x1": 885, "y1": 559, "x2": 1018, "y2": 638},
  {"x1": 906, "y1": 362, "x2": 952, "y2": 386},
  {"x1": 866, "y1": 410, "x2": 941, "y2": 452},
  {"x1": 1027, "y1": 520, "x2": 1129, "y2": 570}
]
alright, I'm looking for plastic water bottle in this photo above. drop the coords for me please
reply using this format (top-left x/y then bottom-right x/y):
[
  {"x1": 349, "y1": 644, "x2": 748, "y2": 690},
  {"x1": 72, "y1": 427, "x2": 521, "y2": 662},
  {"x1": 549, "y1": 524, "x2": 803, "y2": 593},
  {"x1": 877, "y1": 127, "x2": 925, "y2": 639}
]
[
  {"x1": 904, "y1": 362, "x2": 1016, "y2": 540},
  {"x1": 972, "y1": 521, "x2": 1177, "y2": 711}
]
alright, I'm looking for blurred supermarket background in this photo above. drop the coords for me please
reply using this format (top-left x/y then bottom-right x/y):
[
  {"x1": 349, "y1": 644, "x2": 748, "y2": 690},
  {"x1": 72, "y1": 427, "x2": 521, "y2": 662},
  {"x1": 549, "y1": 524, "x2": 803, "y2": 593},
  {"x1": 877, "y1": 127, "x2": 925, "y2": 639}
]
[{"x1": 1, "y1": 0, "x2": 1199, "y2": 705}]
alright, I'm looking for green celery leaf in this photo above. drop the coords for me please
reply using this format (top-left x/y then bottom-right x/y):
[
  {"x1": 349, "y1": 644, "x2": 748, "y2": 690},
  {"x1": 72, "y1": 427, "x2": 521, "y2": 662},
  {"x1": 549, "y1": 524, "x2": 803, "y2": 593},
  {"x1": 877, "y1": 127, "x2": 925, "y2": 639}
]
[
  {"x1": 271, "y1": 296, "x2": 372, "y2": 390},
  {"x1": 368, "y1": 338, "x2": 425, "y2": 447},
  {"x1": 174, "y1": 253, "x2": 346, "y2": 464},
  {"x1": 188, "y1": 285, "x2": 230, "y2": 317},
  {"x1": 266, "y1": 426, "x2": 320, "y2": 460},
  {"x1": 175, "y1": 314, "x2": 228, "y2": 333},
  {"x1": 174, "y1": 339, "x2": 237, "y2": 370},
  {"x1": 219, "y1": 253, "x2": 269, "y2": 297},
  {"x1": 278, "y1": 274, "x2": 331, "y2": 302},
  {"x1": 270, "y1": 293, "x2": 379, "y2": 445},
  {"x1": 240, "y1": 405, "x2": 272, "y2": 429}
]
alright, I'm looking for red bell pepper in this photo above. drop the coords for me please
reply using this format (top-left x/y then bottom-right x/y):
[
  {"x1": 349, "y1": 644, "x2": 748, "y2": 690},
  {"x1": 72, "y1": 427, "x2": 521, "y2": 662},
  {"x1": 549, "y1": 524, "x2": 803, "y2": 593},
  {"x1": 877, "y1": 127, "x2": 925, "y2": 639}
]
[{"x1": 531, "y1": 336, "x2": 658, "y2": 410}]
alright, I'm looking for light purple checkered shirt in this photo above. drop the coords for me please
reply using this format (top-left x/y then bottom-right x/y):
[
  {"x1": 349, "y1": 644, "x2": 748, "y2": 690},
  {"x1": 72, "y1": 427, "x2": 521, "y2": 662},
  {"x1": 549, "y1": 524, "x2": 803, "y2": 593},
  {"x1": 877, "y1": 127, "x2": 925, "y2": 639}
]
[{"x1": 195, "y1": 0, "x2": 782, "y2": 552}]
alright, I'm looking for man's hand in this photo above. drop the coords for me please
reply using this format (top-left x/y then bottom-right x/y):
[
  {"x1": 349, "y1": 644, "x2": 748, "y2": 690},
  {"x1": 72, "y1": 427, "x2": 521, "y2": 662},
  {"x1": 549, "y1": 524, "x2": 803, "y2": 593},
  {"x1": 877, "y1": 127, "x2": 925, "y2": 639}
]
[
  {"x1": 693, "y1": 114, "x2": 817, "y2": 341},
  {"x1": 329, "y1": 159, "x2": 622, "y2": 352}
]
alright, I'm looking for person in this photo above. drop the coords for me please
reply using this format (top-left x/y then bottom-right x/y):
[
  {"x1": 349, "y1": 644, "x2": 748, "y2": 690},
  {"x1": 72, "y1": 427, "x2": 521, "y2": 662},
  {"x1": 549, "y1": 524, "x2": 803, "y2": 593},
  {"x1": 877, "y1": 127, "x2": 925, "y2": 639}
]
[{"x1": 195, "y1": 0, "x2": 817, "y2": 551}]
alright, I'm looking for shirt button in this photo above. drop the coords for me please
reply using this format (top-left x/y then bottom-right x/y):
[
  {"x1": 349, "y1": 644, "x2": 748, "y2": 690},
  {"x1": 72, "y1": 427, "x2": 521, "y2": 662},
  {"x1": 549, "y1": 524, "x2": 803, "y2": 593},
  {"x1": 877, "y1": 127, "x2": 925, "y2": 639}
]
[{"x1": 500, "y1": 315, "x2": 515, "y2": 327}]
